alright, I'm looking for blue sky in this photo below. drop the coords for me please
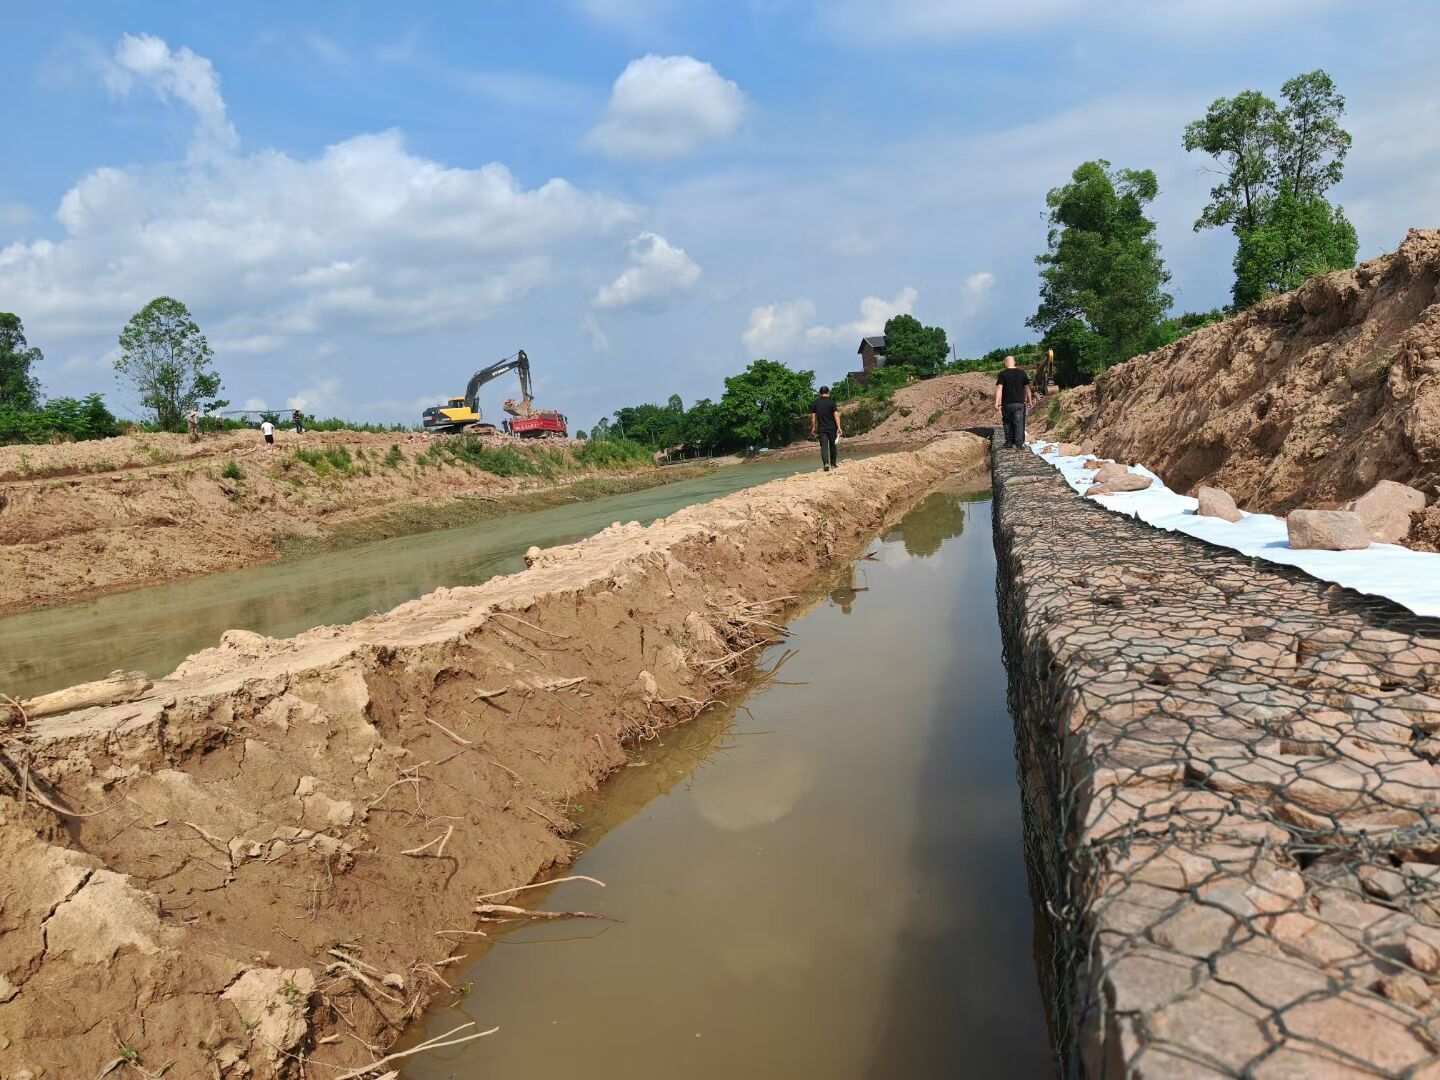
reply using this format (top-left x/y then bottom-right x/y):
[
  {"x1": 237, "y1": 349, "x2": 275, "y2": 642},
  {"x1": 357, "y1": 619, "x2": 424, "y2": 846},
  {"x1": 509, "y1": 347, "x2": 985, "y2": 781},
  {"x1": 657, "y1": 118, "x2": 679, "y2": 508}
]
[{"x1": 3, "y1": 1, "x2": 1437, "y2": 428}]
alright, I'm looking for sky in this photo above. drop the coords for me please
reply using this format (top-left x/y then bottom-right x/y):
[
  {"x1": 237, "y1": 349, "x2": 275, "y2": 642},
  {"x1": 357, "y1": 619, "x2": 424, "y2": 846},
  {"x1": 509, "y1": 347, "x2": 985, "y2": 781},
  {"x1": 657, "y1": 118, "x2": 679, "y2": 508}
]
[{"x1": 3, "y1": 1, "x2": 1438, "y2": 429}]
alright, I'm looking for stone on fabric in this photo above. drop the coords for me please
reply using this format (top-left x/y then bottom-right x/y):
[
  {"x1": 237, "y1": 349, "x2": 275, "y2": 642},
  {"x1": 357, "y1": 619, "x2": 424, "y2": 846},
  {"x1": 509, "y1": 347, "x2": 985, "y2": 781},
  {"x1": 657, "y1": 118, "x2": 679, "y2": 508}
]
[
  {"x1": 1059, "y1": 442, "x2": 1083, "y2": 456},
  {"x1": 1196, "y1": 486, "x2": 1243, "y2": 523},
  {"x1": 1286, "y1": 509, "x2": 1370, "y2": 551},
  {"x1": 1086, "y1": 473, "x2": 1153, "y2": 496},
  {"x1": 1346, "y1": 480, "x2": 1427, "y2": 544},
  {"x1": 1094, "y1": 462, "x2": 1132, "y2": 484}
]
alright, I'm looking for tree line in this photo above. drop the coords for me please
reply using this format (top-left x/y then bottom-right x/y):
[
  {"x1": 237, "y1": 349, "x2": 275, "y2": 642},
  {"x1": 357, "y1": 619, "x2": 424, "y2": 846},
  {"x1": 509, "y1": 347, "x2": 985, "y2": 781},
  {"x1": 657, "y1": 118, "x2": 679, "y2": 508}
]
[{"x1": 1031, "y1": 69, "x2": 1357, "y2": 385}]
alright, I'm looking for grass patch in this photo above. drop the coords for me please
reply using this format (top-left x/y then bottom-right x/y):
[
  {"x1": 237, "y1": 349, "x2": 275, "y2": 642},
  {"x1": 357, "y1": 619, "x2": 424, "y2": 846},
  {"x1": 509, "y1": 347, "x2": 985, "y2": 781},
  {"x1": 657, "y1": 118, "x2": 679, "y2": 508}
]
[
  {"x1": 382, "y1": 444, "x2": 405, "y2": 468},
  {"x1": 572, "y1": 438, "x2": 653, "y2": 469},
  {"x1": 927, "y1": 409, "x2": 944, "y2": 425},
  {"x1": 293, "y1": 446, "x2": 354, "y2": 477},
  {"x1": 221, "y1": 460, "x2": 244, "y2": 481}
]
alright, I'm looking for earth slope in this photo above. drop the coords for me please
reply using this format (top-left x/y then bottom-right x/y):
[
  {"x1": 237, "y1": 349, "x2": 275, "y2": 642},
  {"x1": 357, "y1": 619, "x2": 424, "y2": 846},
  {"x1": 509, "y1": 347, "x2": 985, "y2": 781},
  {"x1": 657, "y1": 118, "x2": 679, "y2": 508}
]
[{"x1": 1040, "y1": 228, "x2": 1440, "y2": 545}]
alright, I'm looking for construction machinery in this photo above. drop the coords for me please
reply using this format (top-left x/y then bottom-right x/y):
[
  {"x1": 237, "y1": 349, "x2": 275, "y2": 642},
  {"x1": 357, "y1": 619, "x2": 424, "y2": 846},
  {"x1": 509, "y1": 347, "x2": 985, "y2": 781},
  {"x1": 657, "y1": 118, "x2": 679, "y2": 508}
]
[{"x1": 421, "y1": 350, "x2": 568, "y2": 437}]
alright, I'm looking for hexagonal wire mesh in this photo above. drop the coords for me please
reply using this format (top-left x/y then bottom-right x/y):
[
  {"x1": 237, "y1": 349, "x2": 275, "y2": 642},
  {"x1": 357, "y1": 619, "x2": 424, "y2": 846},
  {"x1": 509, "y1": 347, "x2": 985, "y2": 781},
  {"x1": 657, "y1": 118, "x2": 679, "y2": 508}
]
[{"x1": 992, "y1": 434, "x2": 1440, "y2": 1078}]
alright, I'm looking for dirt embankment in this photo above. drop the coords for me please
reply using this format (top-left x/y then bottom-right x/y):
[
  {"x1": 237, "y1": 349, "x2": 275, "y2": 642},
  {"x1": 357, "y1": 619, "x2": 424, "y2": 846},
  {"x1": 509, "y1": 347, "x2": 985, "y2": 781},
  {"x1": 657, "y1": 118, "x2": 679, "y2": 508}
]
[
  {"x1": 1038, "y1": 227, "x2": 1440, "y2": 545},
  {"x1": 0, "y1": 430, "x2": 685, "y2": 615},
  {"x1": 847, "y1": 372, "x2": 999, "y2": 445},
  {"x1": 0, "y1": 434, "x2": 988, "y2": 1080}
]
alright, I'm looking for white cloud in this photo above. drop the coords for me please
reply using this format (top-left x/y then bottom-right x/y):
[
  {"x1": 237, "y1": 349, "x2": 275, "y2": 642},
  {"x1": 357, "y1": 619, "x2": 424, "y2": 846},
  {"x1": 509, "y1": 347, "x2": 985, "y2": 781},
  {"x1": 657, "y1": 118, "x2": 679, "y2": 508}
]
[
  {"x1": 584, "y1": 55, "x2": 745, "y2": 162},
  {"x1": 593, "y1": 232, "x2": 701, "y2": 310},
  {"x1": 103, "y1": 33, "x2": 238, "y2": 159},
  {"x1": 287, "y1": 376, "x2": 342, "y2": 412},
  {"x1": 742, "y1": 287, "x2": 918, "y2": 355},
  {"x1": 581, "y1": 312, "x2": 611, "y2": 351},
  {"x1": 1, "y1": 34, "x2": 638, "y2": 360},
  {"x1": 824, "y1": 0, "x2": 1340, "y2": 41},
  {"x1": 959, "y1": 272, "x2": 995, "y2": 320}
]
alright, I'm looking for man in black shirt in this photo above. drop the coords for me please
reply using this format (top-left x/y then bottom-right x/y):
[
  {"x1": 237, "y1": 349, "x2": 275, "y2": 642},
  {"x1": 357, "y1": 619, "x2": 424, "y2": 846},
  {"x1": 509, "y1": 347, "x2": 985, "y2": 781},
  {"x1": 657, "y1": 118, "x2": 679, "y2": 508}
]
[
  {"x1": 993, "y1": 356, "x2": 1032, "y2": 449},
  {"x1": 810, "y1": 386, "x2": 843, "y2": 471}
]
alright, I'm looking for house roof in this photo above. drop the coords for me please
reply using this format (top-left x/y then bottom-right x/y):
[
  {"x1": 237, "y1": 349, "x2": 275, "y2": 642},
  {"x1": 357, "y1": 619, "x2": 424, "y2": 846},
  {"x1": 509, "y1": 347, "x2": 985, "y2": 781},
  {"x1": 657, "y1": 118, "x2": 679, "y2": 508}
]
[{"x1": 858, "y1": 334, "x2": 887, "y2": 353}]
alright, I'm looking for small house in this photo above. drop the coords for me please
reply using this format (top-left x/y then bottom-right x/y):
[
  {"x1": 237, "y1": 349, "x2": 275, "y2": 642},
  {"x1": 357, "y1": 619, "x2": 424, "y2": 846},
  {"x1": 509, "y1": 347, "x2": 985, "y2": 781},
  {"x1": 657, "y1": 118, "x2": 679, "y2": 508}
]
[{"x1": 858, "y1": 335, "x2": 888, "y2": 373}]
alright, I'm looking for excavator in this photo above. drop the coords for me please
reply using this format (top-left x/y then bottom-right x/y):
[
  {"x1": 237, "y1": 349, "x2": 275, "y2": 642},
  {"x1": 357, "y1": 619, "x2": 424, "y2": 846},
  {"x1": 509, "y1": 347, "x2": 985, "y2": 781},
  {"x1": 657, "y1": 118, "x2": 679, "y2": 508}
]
[{"x1": 420, "y1": 350, "x2": 568, "y2": 437}]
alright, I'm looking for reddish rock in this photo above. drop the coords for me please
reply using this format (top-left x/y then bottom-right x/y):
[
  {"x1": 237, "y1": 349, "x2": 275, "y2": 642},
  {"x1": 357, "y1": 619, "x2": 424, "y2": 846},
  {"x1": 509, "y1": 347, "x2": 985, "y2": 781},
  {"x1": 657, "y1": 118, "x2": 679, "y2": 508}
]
[
  {"x1": 1086, "y1": 473, "x2": 1153, "y2": 496},
  {"x1": 1346, "y1": 480, "x2": 1427, "y2": 544},
  {"x1": 1286, "y1": 510, "x2": 1371, "y2": 551},
  {"x1": 1196, "y1": 486, "x2": 1243, "y2": 523},
  {"x1": 1059, "y1": 442, "x2": 1083, "y2": 456},
  {"x1": 1094, "y1": 462, "x2": 1131, "y2": 484}
]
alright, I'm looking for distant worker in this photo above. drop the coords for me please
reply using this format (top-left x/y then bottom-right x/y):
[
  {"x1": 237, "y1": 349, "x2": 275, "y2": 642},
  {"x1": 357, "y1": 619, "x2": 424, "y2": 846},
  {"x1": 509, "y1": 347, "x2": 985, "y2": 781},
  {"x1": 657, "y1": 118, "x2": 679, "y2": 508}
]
[
  {"x1": 810, "y1": 385, "x2": 844, "y2": 472},
  {"x1": 186, "y1": 409, "x2": 199, "y2": 442},
  {"x1": 994, "y1": 355, "x2": 1033, "y2": 450},
  {"x1": 292, "y1": 409, "x2": 305, "y2": 434},
  {"x1": 260, "y1": 418, "x2": 275, "y2": 447}
]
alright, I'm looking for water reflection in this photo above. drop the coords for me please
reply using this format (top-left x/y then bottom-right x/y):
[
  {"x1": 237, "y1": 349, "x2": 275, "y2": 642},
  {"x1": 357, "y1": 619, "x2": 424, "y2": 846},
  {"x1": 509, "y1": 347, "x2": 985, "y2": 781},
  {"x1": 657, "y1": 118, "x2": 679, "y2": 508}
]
[
  {"x1": 882, "y1": 484, "x2": 989, "y2": 559},
  {"x1": 400, "y1": 476, "x2": 1048, "y2": 1079}
]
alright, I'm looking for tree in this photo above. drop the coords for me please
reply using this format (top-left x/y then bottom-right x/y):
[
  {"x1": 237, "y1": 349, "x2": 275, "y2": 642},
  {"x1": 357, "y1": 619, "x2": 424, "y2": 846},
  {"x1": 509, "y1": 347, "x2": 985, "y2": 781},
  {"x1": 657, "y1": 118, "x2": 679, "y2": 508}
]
[
  {"x1": 590, "y1": 417, "x2": 612, "y2": 442},
  {"x1": 666, "y1": 393, "x2": 684, "y2": 414},
  {"x1": 883, "y1": 314, "x2": 949, "y2": 375},
  {"x1": 574, "y1": 428, "x2": 589, "y2": 440},
  {"x1": 1232, "y1": 185, "x2": 1358, "y2": 306},
  {"x1": 115, "y1": 297, "x2": 223, "y2": 429},
  {"x1": 1185, "y1": 70, "x2": 1355, "y2": 306},
  {"x1": 717, "y1": 359, "x2": 815, "y2": 448},
  {"x1": 0, "y1": 313, "x2": 44, "y2": 411},
  {"x1": 1028, "y1": 160, "x2": 1173, "y2": 378}
]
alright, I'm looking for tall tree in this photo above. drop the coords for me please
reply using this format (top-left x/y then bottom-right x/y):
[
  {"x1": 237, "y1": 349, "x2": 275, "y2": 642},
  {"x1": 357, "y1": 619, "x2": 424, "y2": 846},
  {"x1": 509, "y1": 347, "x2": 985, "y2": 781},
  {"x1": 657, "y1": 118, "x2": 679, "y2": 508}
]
[
  {"x1": 1028, "y1": 160, "x2": 1173, "y2": 378},
  {"x1": 1182, "y1": 89, "x2": 1280, "y2": 236},
  {"x1": 1185, "y1": 69, "x2": 1355, "y2": 306},
  {"x1": 0, "y1": 313, "x2": 44, "y2": 411},
  {"x1": 115, "y1": 297, "x2": 224, "y2": 429},
  {"x1": 883, "y1": 314, "x2": 949, "y2": 375},
  {"x1": 717, "y1": 358, "x2": 815, "y2": 448},
  {"x1": 1232, "y1": 185, "x2": 1358, "y2": 306}
]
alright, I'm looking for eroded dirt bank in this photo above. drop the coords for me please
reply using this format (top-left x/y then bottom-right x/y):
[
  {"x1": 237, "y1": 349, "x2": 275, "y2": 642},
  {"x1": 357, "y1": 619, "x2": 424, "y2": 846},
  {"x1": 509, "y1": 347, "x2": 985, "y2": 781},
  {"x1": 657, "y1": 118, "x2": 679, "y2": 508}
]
[
  {"x1": 0, "y1": 430, "x2": 686, "y2": 615},
  {"x1": 0, "y1": 433, "x2": 987, "y2": 1080},
  {"x1": 993, "y1": 437, "x2": 1440, "y2": 1076},
  {"x1": 1037, "y1": 228, "x2": 1440, "y2": 545}
]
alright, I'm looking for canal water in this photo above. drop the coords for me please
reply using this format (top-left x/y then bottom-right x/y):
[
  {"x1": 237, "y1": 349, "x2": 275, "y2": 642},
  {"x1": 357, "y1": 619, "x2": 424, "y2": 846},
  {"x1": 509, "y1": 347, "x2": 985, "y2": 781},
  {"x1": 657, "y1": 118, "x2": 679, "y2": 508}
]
[
  {"x1": 0, "y1": 458, "x2": 822, "y2": 700},
  {"x1": 401, "y1": 479, "x2": 1051, "y2": 1078}
]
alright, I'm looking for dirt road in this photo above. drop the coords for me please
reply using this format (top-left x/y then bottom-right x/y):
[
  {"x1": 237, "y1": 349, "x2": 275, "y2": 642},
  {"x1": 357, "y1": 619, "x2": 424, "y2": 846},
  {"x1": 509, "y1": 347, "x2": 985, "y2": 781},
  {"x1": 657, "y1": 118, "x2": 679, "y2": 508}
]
[{"x1": 0, "y1": 433, "x2": 988, "y2": 1080}]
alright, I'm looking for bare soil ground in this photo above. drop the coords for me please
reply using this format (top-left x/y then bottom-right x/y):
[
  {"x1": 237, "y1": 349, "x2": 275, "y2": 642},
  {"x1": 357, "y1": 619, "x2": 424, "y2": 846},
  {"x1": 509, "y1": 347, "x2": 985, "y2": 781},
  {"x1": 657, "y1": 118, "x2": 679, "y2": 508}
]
[
  {"x1": 1035, "y1": 227, "x2": 1440, "y2": 546},
  {"x1": 0, "y1": 430, "x2": 676, "y2": 615},
  {"x1": 0, "y1": 434, "x2": 988, "y2": 1080},
  {"x1": 846, "y1": 372, "x2": 999, "y2": 445}
]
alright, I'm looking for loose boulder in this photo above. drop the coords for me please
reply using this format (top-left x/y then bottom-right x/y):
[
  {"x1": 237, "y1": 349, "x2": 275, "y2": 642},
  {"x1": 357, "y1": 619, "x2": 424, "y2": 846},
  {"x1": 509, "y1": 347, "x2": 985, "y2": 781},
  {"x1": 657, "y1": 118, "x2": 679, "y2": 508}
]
[
  {"x1": 1195, "y1": 486, "x2": 1243, "y2": 523},
  {"x1": 1093, "y1": 462, "x2": 1132, "y2": 484},
  {"x1": 1346, "y1": 479, "x2": 1427, "y2": 544},
  {"x1": 1059, "y1": 442, "x2": 1083, "y2": 456},
  {"x1": 1086, "y1": 473, "x2": 1152, "y2": 496},
  {"x1": 1286, "y1": 509, "x2": 1370, "y2": 551}
]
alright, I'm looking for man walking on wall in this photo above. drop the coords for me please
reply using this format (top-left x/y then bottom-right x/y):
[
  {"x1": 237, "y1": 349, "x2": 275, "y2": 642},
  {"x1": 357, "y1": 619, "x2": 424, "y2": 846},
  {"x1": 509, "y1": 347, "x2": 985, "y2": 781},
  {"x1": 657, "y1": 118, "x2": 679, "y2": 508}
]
[
  {"x1": 810, "y1": 386, "x2": 843, "y2": 472},
  {"x1": 994, "y1": 356, "x2": 1033, "y2": 449}
]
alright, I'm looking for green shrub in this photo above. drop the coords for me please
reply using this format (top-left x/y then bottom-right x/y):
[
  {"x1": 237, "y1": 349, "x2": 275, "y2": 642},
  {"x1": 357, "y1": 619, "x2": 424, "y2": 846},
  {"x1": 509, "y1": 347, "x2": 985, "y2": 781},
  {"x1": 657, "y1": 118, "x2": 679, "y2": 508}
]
[
  {"x1": 572, "y1": 438, "x2": 654, "y2": 469},
  {"x1": 221, "y1": 460, "x2": 244, "y2": 481},
  {"x1": 927, "y1": 409, "x2": 944, "y2": 425},
  {"x1": 843, "y1": 399, "x2": 894, "y2": 437},
  {"x1": 0, "y1": 394, "x2": 122, "y2": 445},
  {"x1": 293, "y1": 445, "x2": 353, "y2": 477},
  {"x1": 898, "y1": 406, "x2": 912, "y2": 418},
  {"x1": 382, "y1": 444, "x2": 405, "y2": 468}
]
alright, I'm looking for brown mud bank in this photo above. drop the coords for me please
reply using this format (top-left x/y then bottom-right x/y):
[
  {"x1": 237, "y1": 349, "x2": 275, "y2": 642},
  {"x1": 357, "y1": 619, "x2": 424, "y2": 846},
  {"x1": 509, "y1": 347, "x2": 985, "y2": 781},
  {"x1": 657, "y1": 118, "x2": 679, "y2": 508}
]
[
  {"x1": 0, "y1": 428, "x2": 695, "y2": 616},
  {"x1": 1037, "y1": 227, "x2": 1440, "y2": 547},
  {"x1": 0, "y1": 434, "x2": 987, "y2": 1080}
]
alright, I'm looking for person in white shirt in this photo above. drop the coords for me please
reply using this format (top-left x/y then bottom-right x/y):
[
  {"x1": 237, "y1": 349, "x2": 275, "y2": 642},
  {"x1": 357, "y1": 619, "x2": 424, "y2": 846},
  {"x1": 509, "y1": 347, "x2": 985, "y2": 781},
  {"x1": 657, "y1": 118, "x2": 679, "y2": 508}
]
[{"x1": 260, "y1": 420, "x2": 275, "y2": 446}]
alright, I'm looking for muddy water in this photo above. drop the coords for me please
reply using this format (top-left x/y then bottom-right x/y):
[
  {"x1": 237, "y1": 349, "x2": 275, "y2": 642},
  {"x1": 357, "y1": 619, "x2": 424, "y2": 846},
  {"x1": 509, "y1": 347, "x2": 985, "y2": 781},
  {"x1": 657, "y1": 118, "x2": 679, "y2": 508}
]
[
  {"x1": 403, "y1": 482, "x2": 1051, "y2": 1078},
  {"x1": 0, "y1": 459, "x2": 824, "y2": 700}
]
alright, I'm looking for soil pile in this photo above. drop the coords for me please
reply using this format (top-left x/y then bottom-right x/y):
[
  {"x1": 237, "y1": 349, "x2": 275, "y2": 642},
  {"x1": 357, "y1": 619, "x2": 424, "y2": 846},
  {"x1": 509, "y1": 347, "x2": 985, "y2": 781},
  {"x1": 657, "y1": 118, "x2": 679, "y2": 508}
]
[
  {"x1": 0, "y1": 434, "x2": 988, "y2": 1080},
  {"x1": 0, "y1": 431, "x2": 674, "y2": 614},
  {"x1": 846, "y1": 372, "x2": 998, "y2": 445},
  {"x1": 1038, "y1": 228, "x2": 1440, "y2": 545}
]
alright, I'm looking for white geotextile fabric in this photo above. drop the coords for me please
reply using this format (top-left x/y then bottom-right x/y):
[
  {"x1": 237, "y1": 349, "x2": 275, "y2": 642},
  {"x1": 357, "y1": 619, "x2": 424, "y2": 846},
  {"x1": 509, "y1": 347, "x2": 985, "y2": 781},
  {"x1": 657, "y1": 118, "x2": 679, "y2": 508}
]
[{"x1": 1029, "y1": 444, "x2": 1440, "y2": 619}]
